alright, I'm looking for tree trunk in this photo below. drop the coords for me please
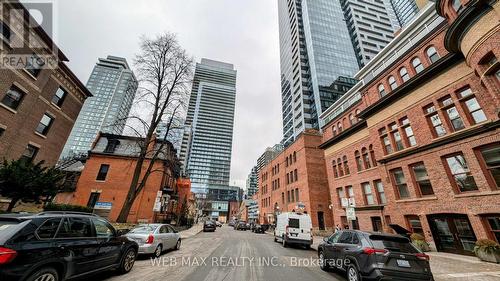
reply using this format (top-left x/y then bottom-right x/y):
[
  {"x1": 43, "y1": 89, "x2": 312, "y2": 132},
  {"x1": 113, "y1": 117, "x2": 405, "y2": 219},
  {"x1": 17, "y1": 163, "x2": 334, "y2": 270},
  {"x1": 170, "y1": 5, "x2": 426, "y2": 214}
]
[
  {"x1": 116, "y1": 197, "x2": 134, "y2": 223},
  {"x1": 6, "y1": 198, "x2": 19, "y2": 212}
]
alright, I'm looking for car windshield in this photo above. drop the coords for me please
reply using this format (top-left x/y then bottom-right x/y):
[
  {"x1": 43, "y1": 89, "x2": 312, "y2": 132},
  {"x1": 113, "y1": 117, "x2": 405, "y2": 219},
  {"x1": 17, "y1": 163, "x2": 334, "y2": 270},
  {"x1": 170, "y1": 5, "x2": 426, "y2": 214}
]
[
  {"x1": 370, "y1": 235, "x2": 419, "y2": 253},
  {"x1": 130, "y1": 225, "x2": 155, "y2": 233}
]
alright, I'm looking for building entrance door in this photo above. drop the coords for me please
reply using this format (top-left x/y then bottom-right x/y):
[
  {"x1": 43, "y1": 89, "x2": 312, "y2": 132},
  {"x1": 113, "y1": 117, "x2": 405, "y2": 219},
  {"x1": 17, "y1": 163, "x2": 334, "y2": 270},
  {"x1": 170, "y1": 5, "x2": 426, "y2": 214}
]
[
  {"x1": 428, "y1": 214, "x2": 477, "y2": 255},
  {"x1": 317, "y1": 212, "x2": 325, "y2": 230}
]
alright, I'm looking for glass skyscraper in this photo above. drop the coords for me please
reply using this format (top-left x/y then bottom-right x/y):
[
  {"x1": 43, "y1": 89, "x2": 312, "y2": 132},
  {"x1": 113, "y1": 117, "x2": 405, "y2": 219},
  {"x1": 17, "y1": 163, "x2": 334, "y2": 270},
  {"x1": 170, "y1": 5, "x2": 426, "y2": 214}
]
[
  {"x1": 179, "y1": 59, "x2": 237, "y2": 195},
  {"x1": 278, "y1": 0, "x2": 359, "y2": 147},
  {"x1": 60, "y1": 56, "x2": 137, "y2": 158},
  {"x1": 388, "y1": 0, "x2": 419, "y2": 27}
]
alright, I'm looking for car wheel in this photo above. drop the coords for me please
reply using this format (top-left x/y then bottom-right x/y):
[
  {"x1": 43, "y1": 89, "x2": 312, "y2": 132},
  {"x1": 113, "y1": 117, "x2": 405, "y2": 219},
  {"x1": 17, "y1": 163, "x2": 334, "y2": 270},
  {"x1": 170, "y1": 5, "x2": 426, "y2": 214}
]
[
  {"x1": 154, "y1": 244, "x2": 162, "y2": 258},
  {"x1": 175, "y1": 239, "x2": 181, "y2": 250},
  {"x1": 118, "y1": 248, "x2": 137, "y2": 274},
  {"x1": 282, "y1": 236, "x2": 287, "y2": 248},
  {"x1": 319, "y1": 251, "x2": 329, "y2": 271},
  {"x1": 347, "y1": 264, "x2": 360, "y2": 281},
  {"x1": 26, "y1": 267, "x2": 59, "y2": 281}
]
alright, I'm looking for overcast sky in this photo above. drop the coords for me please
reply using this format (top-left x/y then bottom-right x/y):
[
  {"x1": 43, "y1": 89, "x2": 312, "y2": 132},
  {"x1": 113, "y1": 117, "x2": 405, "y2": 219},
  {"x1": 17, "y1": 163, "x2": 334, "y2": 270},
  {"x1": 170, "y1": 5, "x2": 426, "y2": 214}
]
[{"x1": 54, "y1": 0, "x2": 282, "y2": 189}]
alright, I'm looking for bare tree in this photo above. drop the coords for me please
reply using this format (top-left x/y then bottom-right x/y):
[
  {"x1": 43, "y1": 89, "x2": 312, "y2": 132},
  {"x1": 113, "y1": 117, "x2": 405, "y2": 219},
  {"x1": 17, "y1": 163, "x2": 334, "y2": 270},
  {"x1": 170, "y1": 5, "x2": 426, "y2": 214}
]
[{"x1": 116, "y1": 33, "x2": 193, "y2": 223}]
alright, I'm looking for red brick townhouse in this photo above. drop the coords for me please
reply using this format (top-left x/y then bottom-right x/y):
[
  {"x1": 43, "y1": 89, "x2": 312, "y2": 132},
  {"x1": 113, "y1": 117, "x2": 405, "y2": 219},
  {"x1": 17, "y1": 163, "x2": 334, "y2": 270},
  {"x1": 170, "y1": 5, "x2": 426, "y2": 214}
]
[
  {"x1": 319, "y1": 1, "x2": 499, "y2": 256},
  {"x1": 0, "y1": 1, "x2": 92, "y2": 166},
  {"x1": 258, "y1": 130, "x2": 333, "y2": 231}
]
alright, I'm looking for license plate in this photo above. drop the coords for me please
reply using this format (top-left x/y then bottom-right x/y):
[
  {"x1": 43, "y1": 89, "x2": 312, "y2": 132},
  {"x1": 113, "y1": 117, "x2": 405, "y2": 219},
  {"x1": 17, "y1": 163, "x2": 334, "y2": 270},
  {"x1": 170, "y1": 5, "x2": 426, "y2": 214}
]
[
  {"x1": 290, "y1": 233, "x2": 298, "y2": 237},
  {"x1": 397, "y1": 259, "x2": 410, "y2": 268}
]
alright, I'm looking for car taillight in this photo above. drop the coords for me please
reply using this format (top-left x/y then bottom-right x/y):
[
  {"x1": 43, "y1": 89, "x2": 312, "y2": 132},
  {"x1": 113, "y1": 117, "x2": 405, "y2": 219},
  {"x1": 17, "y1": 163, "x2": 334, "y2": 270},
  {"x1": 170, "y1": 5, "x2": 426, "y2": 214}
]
[
  {"x1": 146, "y1": 234, "x2": 154, "y2": 244},
  {"x1": 363, "y1": 247, "x2": 388, "y2": 255},
  {"x1": 0, "y1": 247, "x2": 17, "y2": 264},
  {"x1": 416, "y1": 253, "x2": 430, "y2": 261}
]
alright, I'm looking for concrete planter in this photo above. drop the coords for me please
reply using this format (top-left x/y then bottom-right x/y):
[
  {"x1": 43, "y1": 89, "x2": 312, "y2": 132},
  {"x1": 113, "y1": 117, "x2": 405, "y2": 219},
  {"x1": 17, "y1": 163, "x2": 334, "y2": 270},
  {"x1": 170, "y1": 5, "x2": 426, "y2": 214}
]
[{"x1": 475, "y1": 250, "x2": 500, "y2": 263}]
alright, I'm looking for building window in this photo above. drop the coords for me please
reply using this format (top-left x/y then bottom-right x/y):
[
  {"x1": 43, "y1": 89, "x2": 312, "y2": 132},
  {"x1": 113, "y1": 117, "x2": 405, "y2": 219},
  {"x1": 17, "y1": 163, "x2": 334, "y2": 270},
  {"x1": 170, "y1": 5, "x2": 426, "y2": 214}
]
[
  {"x1": 362, "y1": 148, "x2": 371, "y2": 169},
  {"x1": 388, "y1": 76, "x2": 398, "y2": 90},
  {"x1": 52, "y1": 87, "x2": 67, "y2": 107},
  {"x1": 426, "y1": 46, "x2": 440, "y2": 63},
  {"x1": 412, "y1": 57, "x2": 424, "y2": 73},
  {"x1": 378, "y1": 84, "x2": 386, "y2": 97},
  {"x1": 410, "y1": 163, "x2": 434, "y2": 196},
  {"x1": 355, "y1": 150, "x2": 363, "y2": 171},
  {"x1": 391, "y1": 168, "x2": 410, "y2": 199},
  {"x1": 285, "y1": 157, "x2": 289, "y2": 167},
  {"x1": 399, "y1": 67, "x2": 410, "y2": 82},
  {"x1": 295, "y1": 189, "x2": 299, "y2": 202},
  {"x1": 293, "y1": 152, "x2": 297, "y2": 162},
  {"x1": 25, "y1": 54, "x2": 45, "y2": 78},
  {"x1": 484, "y1": 216, "x2": 500, "y2": 243},
  {"x1": 96, "y1": 164, "x2": 110, "y2": 181},
  {"x1": 343, "y1": 156, "x2": 350, "y2": 175},
  {"x1": 346, "y1": 185, "x2": 354, "y2": 199},
  {"x1": 349, "y1": 114, "x2": 356, "y2": 125},
  {"x1": 0, "y1": 127, "x2": 4, "y2": 137},
  {"x1": 291, "y1": 188, "x2": 295, "y2": 202},
  {"x1": 337, "y1": 158, "x2": 344, "y2": 177},
  {"x1": 379, "y1": 128, "x2": 393, "y2": 154},
  {"x1": 390, "y1": 123, "x2": 404, "y2": 151},
  {"x1": 21, "y1": 144, "x2": 39, "y2": 162},
  {"x1": 338, "y1": 122, "x2": 343, "y2": 132},
  {"x1": 35, "y1": 113, "x2": 54, "y2": 136},
  {"x1": 1, "y1": 86, "x2": 26, "y2": 110},
  {"x1": 87, "y1": 192, "x2": 100, "y2": 208},
  {"x1": 400, "y1": 117, "x2": 417, "y2": 147},
  {"x1": 0, "y1": 21, "x2": 11, "y2": 43},
  {"x1": 362, "y1": 182, "x2": 375, "y2": 205},
  {"x1": 374, "y1": 180, "x2": 386, "y2": 204},
  {"x1": 406, "y1": 215, "x2": 424, "y2": 237},
  {"x1": 282, "y1": 192, "x2": 285, "y2": 204},
  {"x1": 371, "y1": 217, "x2": 383, "y2": 232},
  {"x1": 478, "y1": 145, "x2": 500, "y2": 189},
  {"x1": 444, "y1": 154, "x2": 478, "y2": 192},
  {"x1": 333, "y1": 126, "x2": 337, "y2": 136},
  {"x1": 332, "y1": 161, "x2": 338, "y2": 178},
  {"x1": 451, "y1": 0, "x2": 462, "y2": 11},
  {"x1": 369, "y1": 145, "x2": 377, "y2": 167},
  {"x1": 457, "y1": 87, "x2": 487, "y2": 124},
  {"x1": 424, "y1": 104, "x2": 447, "y2": 137},
  {"x1": 337, "y1": 187, "x2": 345, "y2": 207},
  {"x1": 440, "y1": 96, "x2": 465, "y2": 131}
]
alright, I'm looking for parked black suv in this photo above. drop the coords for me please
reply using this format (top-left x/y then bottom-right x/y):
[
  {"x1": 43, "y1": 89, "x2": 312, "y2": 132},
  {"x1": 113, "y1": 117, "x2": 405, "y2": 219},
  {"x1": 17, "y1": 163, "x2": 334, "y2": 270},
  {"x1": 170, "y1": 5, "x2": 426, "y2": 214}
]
[
  {"x1": 203, "y1": 220, "x2": 216, "y2": 232},
  {"x1": 318, "y1": 230, "x2": 433, "y2": 281},
  {"x1": 0, "y1": 212, "x2": 139, "y2": 281}
]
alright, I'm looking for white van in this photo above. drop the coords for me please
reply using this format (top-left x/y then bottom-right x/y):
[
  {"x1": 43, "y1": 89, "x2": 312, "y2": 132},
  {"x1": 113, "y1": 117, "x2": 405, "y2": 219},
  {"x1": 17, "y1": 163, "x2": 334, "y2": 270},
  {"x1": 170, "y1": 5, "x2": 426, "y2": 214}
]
[{"x1": 274, "y1": 212, "x2": 313, "y2": 248}]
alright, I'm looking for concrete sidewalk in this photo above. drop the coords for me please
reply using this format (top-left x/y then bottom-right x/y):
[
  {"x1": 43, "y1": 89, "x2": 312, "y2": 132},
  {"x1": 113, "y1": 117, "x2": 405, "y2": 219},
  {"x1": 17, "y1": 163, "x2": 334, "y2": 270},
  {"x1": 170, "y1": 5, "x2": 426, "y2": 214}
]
[{"x1": 179, "y1": 223, "x2": 203, "y2": 239}]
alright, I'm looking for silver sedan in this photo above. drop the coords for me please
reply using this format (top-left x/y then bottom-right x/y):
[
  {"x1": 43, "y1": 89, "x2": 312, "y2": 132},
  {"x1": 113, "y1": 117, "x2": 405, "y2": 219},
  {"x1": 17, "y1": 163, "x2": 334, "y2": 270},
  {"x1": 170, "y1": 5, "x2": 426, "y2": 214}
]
[{"x1": 125, "y1": 224, "x2": 181, "y2": 257}]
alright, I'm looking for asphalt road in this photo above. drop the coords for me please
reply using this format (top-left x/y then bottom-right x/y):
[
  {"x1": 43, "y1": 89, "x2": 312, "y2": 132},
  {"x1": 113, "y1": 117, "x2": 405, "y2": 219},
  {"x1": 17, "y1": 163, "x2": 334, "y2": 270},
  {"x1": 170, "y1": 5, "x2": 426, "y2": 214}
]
[{"x1": 91, "y1": 225, "x2": 347, "y2": 281}]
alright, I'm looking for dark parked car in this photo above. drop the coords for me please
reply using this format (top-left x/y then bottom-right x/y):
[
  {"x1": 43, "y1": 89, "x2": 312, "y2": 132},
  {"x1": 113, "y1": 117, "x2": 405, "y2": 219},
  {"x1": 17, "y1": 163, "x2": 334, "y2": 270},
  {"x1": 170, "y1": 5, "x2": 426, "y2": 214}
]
[
  {"x1": 318, "y1": 230, "x2": 433, "y2": 281},
  {"x1": 235, "y1": 221, "x2": 247, "y2": 231},
  {"x1": 203, "y1": 220, "x2": 216, "y2": 232},
  {"x1": 0, "y1": 212, "x2": 139, "y2": 281},
  {"x1": 252, "y1": 224, "x2": 268, "y2": 234}
]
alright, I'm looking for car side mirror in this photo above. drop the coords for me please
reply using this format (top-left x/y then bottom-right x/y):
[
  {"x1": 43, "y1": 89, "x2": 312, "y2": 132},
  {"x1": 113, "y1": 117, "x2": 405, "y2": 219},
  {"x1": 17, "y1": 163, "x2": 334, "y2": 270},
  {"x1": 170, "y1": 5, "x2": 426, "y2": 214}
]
[
  {"x1": 116, "y1": 229, "x2": 126, "y2": 236},
  {"x1": 323, "y1": 237, "x2": 329, "y2": 243}
]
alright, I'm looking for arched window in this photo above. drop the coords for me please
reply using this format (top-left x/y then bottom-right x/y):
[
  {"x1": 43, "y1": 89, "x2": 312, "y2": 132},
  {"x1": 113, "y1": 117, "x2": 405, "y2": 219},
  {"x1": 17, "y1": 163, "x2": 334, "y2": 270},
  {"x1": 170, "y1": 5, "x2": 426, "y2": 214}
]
[
  {"x1": 362, "y1": 147, "x2": 372, "y2": 169},
  {"x1": 285, "y1": 156, "x2": 289, "y2": 167},
  {"x1": 332, "y1": 160, "x2": 338, "y2": 178},
  {"x1": 426, "y1": 46, "x2": 440, "y2": 63},
  {"x1": 293, "y1": 152, "x2": 297, "y2": 162},
  {"x1": 337, "y1": 158, "x2": 344, "y2": 177},
  {"x1": 355, "y1": 150, "x2": 363, "y2": 171},
  {"x1": 369, "y1": 144, "x2": 377, "y2": 167},
  {"x1": 378, "y1": 84, "x2": 386, "y2": 97},
  {"x1": 349, "y1": 113, "x2": 356, "y2": 125},
  {"x1": 399, "y1": 67, "x2": 410, "y2": 82},
  {"x1": 388, "y1": 76, "x2": 398, "y2": 90},
  {"x1": 338, "y1": 122, "x2": 343, "y2": 132},
  {"x1": 343, "y1": 155, "x2": 350, "y2": 175},
  {"x1": 333, "y1": 126, "x2": 337, "y2": 136},
  {"x1": 412, "y1": 57, "x2": 424, "y2": 73},
  {"x1": 356, "y1": 109, "x2": 361, "y2": 121}
]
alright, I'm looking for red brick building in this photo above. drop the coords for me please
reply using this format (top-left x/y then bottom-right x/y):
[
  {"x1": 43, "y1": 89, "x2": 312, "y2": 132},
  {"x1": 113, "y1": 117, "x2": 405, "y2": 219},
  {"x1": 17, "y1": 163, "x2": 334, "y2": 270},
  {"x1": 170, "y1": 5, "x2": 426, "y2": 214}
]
[
  {"x1": 0, "y1": 1, "x2": 92, "y2": 166},
  {"x1": 258, "y1": 130, "x2": 333, "y2": 231},
  {"x1": 60, "y1": 133, "x2": 183, "y2": 223},
  {"x1": 320, "y1": 2, "x2": 499, "y2": 255}
]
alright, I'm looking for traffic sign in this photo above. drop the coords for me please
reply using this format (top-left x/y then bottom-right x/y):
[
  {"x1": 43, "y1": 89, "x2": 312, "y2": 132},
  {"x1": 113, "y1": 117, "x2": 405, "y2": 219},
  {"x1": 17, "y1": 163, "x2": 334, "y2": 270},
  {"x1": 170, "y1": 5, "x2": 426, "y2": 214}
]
[{"x1": 346, "y1": 207, "x2": 356, "y2": 221}]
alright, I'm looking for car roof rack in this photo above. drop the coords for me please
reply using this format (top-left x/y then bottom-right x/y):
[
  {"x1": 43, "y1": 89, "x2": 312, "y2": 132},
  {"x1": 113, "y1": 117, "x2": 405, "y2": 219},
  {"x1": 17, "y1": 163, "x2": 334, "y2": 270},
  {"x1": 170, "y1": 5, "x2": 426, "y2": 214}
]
[{"x1": 36, "y1": 211, "x2": 99, "y2": 216}]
